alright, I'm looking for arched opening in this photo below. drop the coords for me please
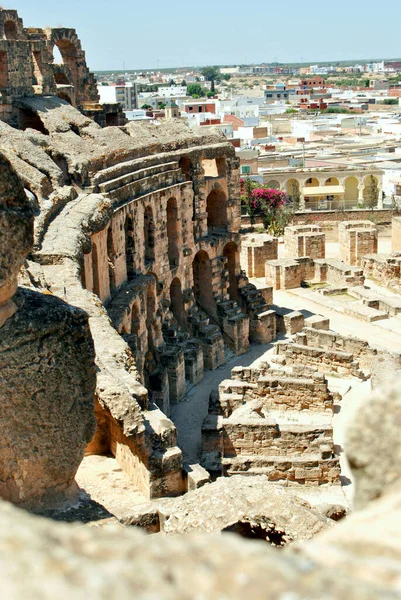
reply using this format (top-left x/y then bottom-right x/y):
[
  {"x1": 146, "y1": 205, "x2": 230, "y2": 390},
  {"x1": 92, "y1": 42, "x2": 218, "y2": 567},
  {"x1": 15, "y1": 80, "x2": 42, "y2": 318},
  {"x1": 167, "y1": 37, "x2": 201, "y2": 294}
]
[
  {"x1": 304, "y1": 177, "x2": 319, "y2": 187},
  {"x1": 344, "y1": 177, "x2": 359, "y2": 202},
  {"x1": 166, "y1": 197, "x2": 180, "y2": 268},
  {"x1": 4, "y1": 20, "x2": 18, "y2": 40},
  {"x1": 92, "y1": 242, "x2": 100, "y2": 298},
  {"x1": 223, "y1": 242, "x2": 239, "y2": 301},
  {"x1": 170, "y1": 277, "x2": 185, "y2": 327},
  {"x1": 54, "y1": 72, "x2": 71, "y2": 85},
  {"x1": 193, "y1": 250, "x2": 216, "y2": 318},
  {"x1": 206, "y1": 188, "x2": 227, "y2": 232},
  {"x1": 266, "y1": 180, "x2": 280, "y2": 189},
  {"x1": 179, "y1": 156, "x2": 191, "y2": 181},
  {"x1": 324, "y1": 177, "x2": 340, "y2": 186},
  {"x1": 107, "y1": 226, "x2": 116, "y2": 293},
  {"x1": 144, "y1": 206, "x2": 155, "y2": 265},
  {"x1": 286, "y1": 179, "x2": 300, "y2": 204},
  {"x1": 125, "y1": 215, "x2": 135, "y2": 279},
  {"x1": 146, "y1": 277, "x2": 158, "y2": 350},
  {"x1": 53, "y1": 45, "x2": 63, "y2": 64},
  {"x1": 53, "y1": 39, "x2": 78, "y2": 89}
]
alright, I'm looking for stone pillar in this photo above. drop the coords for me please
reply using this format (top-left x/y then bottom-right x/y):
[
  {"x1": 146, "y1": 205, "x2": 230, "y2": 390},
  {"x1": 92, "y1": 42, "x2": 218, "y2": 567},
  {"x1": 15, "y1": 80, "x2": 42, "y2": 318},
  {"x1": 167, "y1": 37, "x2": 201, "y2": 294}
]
[
  {"x1": 358, "y1": 183, "x2": 364, "y2": 205},
  {"x1": 299, "y1": 192, "x2": 306, "y2": 211}
]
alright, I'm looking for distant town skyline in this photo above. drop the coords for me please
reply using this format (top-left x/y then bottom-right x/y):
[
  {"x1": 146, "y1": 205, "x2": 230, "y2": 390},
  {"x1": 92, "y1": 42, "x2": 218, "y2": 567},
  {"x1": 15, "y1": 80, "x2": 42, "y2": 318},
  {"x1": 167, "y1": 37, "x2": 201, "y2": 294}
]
[{"x1": 10, "y1": 0, "x2": 401, "y2": 71}]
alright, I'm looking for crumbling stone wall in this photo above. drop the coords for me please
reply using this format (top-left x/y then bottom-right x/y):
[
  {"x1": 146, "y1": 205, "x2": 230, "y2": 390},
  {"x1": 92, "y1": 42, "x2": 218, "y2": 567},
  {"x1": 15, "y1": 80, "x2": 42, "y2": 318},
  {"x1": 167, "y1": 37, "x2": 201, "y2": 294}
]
[
  {"x1": 202, "y1": 363, "x2": 339, "y2": 486},
  {"x1": 0, "y1": 8, "x2": 121, "y2": 126},
  {"x1": 240, "y1": 233, "x2": 278, "y2": 278},
  {"x1": 284, "y1": 225, "x2": 325, "y2": 259},
  {"x1": 339, "y1": 220, "x2": 378, "y2": 266}
]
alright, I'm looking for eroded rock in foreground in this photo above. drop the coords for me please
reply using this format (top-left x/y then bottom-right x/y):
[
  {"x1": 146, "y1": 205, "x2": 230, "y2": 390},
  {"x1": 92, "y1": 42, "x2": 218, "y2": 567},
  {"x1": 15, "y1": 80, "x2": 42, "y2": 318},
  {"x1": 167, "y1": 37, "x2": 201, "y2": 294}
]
[
  {"x1": 0, "y1": 491, "x2": 397, "y2": 600},
  {"x1": 0, "y1": 153, "x2": 96, "y2": 510},
  {"x1": 156, "y1": 475, "x2": 333, "y2": 543}
]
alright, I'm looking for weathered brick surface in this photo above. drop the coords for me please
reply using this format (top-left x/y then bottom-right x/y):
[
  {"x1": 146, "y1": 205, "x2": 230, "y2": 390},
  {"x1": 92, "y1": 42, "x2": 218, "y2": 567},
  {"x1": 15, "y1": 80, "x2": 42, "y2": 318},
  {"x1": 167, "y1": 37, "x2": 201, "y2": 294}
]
[{"x1": 339, "y1": 221, "x2": 378, "y2": 266}]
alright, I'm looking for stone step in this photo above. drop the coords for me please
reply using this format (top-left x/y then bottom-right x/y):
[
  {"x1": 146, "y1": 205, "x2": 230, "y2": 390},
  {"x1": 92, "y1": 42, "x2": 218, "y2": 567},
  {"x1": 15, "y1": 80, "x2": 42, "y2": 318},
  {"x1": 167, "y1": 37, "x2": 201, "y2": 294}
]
[{"x1": 98, "y1": 161, "x2": 178, "y2": 193}]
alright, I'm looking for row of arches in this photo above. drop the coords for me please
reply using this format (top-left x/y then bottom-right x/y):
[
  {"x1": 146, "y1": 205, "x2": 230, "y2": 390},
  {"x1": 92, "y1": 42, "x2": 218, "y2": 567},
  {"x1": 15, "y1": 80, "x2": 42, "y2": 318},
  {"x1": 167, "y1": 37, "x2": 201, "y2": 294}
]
[{"x1": 265, "y1": 175, "x2": 380, "y2": 203}]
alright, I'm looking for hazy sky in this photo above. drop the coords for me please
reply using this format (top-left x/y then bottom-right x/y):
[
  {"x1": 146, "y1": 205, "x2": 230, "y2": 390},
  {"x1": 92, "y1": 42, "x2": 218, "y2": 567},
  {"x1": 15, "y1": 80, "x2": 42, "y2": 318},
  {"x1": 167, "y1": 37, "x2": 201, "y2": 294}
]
[{"x1": 9, "y1": 1, "x2": 401, "y2": 71}]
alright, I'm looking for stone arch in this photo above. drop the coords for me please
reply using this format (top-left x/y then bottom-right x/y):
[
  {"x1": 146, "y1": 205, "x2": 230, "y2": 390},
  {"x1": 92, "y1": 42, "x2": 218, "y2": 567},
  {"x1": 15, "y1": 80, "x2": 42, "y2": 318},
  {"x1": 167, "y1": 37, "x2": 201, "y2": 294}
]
[
  {"x1": 223, "y1": 242, "x2": 239, "y2": 301},
  {"x1": 107, "y1": 226, "x2": 116, "y2": 294},
  {"x1": 265, "y1": 180, "x2": 280, "y2": 189},
  {"x1": 344, "y1": 176, "x2": 359, "y2": 202},
  {"x1": 124, "y1": 214, "x2": 135, "y2": 279},
  {"x1": 4, "y1": 20, "x2": 18, "y2": 40},
  {"x1": 324, "y1": 177, "x2": 339, "y2": 186},
  {"x1": 92, "y1": 242, "x2": 100, "y2": 298},
  {"x1": 193, "y1": 250, "x2": 216, "y2": 318},
  {"x1": 170, "y1": 277, "x2": 185, "y2": 327},
  {"x1": 50, "y1": 35, "x2": 80, "y2": 90},
  {"x1": 166, "y1": 197, "x2": 180, "y2": 267},
  {"x1": 144, "y1": 206, "x2": 155, "y2": 264},
  {"x1": 206, "y1": 188, "x2": 227, "y2": 231}
]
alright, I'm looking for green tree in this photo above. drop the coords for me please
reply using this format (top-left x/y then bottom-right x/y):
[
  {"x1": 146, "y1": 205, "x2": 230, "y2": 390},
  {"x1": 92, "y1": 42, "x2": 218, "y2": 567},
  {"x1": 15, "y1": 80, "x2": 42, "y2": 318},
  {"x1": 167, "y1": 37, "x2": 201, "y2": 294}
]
[
  {"x1": 187, "y1": 83, "x2": 206, "y2": 97},
  {"x1": 201, "y1": 66, "x2": 220, "y2": 93},
  {"x1": 364, "y1": 175, "x2": 379, "y2": 210},
  {"x1": 141, "y1": 104, "x2": 151, "y2": 110},
  {"x1": 180, "y1": 79, "x2": 187, "y2": 86}
]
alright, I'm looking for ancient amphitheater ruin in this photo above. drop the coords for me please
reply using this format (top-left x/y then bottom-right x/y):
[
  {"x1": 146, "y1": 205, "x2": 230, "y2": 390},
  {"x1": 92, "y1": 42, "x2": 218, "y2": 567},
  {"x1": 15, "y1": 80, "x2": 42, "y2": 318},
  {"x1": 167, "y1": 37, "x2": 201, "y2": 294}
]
[{"x1": 1, "y1": 8, "x2": 401, "y2": 598}]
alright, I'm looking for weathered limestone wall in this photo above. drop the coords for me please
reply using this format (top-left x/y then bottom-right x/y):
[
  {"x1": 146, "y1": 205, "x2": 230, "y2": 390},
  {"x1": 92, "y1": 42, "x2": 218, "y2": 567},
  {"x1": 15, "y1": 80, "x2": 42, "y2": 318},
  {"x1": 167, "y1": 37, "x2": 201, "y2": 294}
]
[
  {"x1": 215, "y1": 373, "x2": 334, "y2": 416},
  {"x1": 362, "y1": 253, "x2": 401, "y2": 289},
  {"x1": 284, "y1": 225, "x2": 325, "y2": 260},
  {"x1": 275, "y1": 341, "x2": 363, "y2": 378},
  {"x1": 338, "y1": 220, "x2": 378, "y2": 266},
  {"x1": 202, "y1": 361, "x2": 339, "y2": 486},
  {"x1": 265, "y1": 259, "x2": 302, "y2": 290},
  {"x1": 240, "y1": 233, "x2": 278, "y2": 278}
]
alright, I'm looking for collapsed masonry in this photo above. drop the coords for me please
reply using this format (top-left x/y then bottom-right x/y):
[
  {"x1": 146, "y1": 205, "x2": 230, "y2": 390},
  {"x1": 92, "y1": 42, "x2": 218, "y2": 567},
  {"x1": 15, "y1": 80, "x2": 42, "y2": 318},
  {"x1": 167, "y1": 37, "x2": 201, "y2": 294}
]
[
  {"x1": 201, "y1": 322, "x2": 392, "y2": 486},
  {"x1": 263, "y1": 221, "x2": 378, "y2": 291}
]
